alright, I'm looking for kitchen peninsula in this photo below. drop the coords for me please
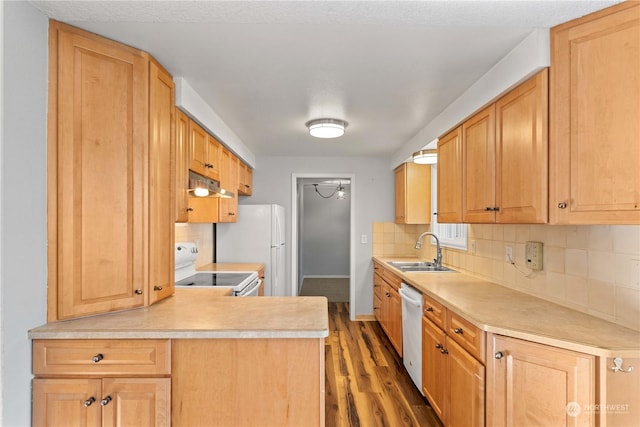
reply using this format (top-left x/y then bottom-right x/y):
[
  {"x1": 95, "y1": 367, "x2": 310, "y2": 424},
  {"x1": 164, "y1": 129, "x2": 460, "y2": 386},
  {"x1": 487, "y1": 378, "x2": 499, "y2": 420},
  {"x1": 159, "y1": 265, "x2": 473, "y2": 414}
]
[{"x1": 29, "y1": 290, "x2": 329, "y2": 426}]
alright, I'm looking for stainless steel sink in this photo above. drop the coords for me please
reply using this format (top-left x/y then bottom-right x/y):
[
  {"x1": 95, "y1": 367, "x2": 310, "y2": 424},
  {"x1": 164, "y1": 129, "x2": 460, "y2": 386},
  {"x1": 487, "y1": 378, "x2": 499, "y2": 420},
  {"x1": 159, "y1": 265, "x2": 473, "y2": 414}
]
[{"x1": 387, "y1": 261, "x2": 457, "y2": 273}]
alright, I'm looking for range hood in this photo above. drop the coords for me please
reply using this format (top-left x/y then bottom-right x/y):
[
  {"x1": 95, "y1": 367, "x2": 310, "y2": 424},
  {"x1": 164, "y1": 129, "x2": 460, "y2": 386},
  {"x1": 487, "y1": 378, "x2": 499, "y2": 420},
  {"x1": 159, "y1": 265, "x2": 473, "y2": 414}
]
[{"x1": 189, "y1": 170, "x2": 234, "y2": 199}]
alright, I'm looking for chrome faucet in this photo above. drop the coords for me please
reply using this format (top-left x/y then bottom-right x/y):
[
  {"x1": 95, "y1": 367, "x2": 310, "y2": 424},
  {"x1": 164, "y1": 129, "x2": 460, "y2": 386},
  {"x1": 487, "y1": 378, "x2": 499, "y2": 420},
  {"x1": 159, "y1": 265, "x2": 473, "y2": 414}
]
[{"x1": 415, "y1": 232, "x2": 442, "y2": 268}]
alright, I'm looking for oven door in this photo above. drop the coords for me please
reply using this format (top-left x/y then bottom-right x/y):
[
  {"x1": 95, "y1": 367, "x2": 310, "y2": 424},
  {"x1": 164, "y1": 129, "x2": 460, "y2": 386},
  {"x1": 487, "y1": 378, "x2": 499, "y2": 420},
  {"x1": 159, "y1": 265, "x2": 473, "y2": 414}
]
[{"x1": 236, "y1": 278, "x2": 262, "y2": 297}]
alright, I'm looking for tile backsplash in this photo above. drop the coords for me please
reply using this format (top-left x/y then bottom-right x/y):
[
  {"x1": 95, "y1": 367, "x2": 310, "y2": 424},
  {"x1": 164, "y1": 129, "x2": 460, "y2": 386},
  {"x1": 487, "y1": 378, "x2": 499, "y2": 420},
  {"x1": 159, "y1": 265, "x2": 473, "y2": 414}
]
[
  {"x1": 175, "y1": 223, "x2": 214, "y2": 267},
  {"x1": 373, "y1": 222, "x2": 640, "y2": 331}
]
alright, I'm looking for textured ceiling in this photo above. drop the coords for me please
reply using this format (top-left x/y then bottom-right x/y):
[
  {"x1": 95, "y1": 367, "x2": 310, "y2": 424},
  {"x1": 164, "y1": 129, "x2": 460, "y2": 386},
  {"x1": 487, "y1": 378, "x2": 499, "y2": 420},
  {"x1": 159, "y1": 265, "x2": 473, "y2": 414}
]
[{"x1": 31, "y1": 0, "x2": 620, "y2": 160}]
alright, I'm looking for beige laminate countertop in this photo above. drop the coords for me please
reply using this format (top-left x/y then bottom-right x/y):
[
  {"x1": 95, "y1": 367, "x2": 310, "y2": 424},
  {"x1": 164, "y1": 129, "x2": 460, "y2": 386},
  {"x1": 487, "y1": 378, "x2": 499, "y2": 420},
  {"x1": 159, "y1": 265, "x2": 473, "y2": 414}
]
[
  {"x1": 28, "y1": 289, "x2": 329, "y2": 340},
  {"x1": 375, "y1": 256, "x2": 640, "y2": 357}
]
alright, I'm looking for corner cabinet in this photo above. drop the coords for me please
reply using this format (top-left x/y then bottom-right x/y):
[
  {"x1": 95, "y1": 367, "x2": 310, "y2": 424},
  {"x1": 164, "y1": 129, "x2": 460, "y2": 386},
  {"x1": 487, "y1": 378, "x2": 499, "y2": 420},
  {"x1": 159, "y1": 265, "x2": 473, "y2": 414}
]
[
  {"x1": 550, "y1": 2, "x2": 640, "y2": 224},
  {"x1": 487, "y1": 335, "x2": 595, "y2": 426},
  {"x1": 394, "y1": 162, "x2": 431, "y2": 224},
  {"x1": 47, "y1": 21, "x2": 174, "y2": 321}
]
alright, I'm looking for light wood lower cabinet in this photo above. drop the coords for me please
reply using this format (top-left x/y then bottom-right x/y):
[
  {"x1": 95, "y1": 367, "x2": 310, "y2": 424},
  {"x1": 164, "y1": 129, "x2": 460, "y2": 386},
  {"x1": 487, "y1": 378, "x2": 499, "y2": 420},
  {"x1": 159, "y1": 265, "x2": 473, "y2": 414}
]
[
  {"x1": 172, "y1": 338, "x2": 325, "y2": 426},
  {"x1": 422, "y1": 315, "x2": 485, "y2": 427},
  {"x1": 487, "y1": 334, "x2": 595, "y2": 427},
  {"x1": 33, "y1": 378, "x2": 171, "y2": 427},
  {"x1": 372, "y1": 262, "x2": 403, "y2": 356}
]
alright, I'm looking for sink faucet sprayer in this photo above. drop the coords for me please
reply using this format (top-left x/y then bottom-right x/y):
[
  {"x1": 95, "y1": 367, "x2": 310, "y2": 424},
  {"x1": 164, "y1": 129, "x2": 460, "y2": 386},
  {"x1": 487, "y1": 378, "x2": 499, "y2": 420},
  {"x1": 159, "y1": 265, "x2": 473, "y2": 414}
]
[{"x1": 415, "y1": 232, "x2": 442, "y2": 268}]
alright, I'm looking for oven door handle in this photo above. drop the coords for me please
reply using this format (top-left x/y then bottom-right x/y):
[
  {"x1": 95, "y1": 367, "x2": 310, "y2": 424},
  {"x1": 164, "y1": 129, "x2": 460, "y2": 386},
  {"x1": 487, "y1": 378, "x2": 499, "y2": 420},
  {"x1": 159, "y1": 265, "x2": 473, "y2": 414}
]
[{"x1": 239, "y1": 279, "x2": 262, "y2": 296}]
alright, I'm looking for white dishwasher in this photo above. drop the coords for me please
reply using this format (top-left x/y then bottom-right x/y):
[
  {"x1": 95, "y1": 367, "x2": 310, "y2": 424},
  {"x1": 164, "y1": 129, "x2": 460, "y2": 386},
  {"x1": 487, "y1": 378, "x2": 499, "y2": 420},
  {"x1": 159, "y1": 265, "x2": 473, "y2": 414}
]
[{"x1": 399, "y1": 282, "x2": 424, "y2": 395}]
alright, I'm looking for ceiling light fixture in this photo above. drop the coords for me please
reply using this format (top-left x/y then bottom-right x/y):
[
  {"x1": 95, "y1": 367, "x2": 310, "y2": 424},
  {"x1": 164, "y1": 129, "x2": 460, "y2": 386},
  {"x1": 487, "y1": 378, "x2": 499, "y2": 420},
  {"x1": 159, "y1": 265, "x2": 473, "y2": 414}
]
[
  {"x1": 306, "y1": 118, "x2": 348, "y2": 139},
  {"x1": 313, "y1": 182, "x2": 347, "y2": 200},
  {"x1": 412, "y1": 149, "x2": 438, "y2": 164}
]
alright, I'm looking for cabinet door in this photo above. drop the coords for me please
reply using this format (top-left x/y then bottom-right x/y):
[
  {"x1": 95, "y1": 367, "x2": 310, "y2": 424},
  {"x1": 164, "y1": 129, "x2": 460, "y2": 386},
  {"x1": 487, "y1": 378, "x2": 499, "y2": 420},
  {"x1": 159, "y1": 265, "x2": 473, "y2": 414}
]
[
  {"x1": 488, "y1": 335, "x2": 594, "y2": 427},
  {"x1": 387, "y1": 285, "x2": 403, "y2": 357},
  {"x1": 394, "y1": 165, "x2": 407, "y2": 223},
  {"x1": 422, "y1": 316, "x2": 447, "y2": 421},
  {"x1": 51, "y1": 22, "x2": 146, "y2": 320},
  {"x1": 174, "y1": 109, "x2": 190, "y2": 223},
  {"x1": 496, "y1": 69, "x2": 548, "y2": 224},
  {"x1": 550, "y1": 2, "x2": 640, "y2": 224},
  {"x1": 33, "y1": 378, "x2": 102, "y2": 427},
  {"x1": 462, "y1": 105, "x2": 496, "y2": 223},
  {"x1": 148, "y1": 60, "x2": 175, "y2": 305},
  {"x1": 101, "y1": 378, "x2": 171, "y2": 427},
  {"x1": 218, "y1": 148, "x2": 239, "y2": 222},
  {"x1": 447, "y1": 338, "x2": 485, "y2": 427},
  {"x1": 189, "y1": 121, "x2": 208, "y2": 177},
  {"x1": 206, "y1": 135, "x2": 221, "y2": 181},
  {"x1": 437, "y1": 127, "x2": 463, "y2": 223}
]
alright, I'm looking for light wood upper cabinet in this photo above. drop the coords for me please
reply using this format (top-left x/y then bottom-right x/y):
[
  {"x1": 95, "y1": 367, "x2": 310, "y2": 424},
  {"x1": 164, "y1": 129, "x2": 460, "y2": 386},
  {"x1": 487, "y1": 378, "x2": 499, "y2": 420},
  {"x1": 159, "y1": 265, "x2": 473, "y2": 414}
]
[
  {"x1": 462, "y1": 104, "x2": 496, "y2": 223},
  {"x1": 495, "y1": 69, "x2": 548, "y2": 224},
  {"x1": 437, "y1": 126, "x2": 463, "y2": 223},
  {"x1": 394, "y1": 162, "x2": 431, "y2": 224},
  {"x1": 238, "y1": 162, "x2": 253, "y2": 196},
  {"x1": 487, "y1": 335, "x2": 595, "y2": 427},
  {"x1": 148, "y1": 59, "x2": 175, "y2": 304},
  {"x1": 47, "y1": 21, "x2": 174, "y2": 321},
  {"x1": 174, "y1": 109, "x2": 190, "y2": 223},
  {"x1": 550, "y1": 2, "x2": 640, "y2": 224},
  {"x1": 218, "y1": 148, "x2": 239, "y2": 222},
  {"x1": 462, "y1": 70, "x2": 548, "y2": 224}
]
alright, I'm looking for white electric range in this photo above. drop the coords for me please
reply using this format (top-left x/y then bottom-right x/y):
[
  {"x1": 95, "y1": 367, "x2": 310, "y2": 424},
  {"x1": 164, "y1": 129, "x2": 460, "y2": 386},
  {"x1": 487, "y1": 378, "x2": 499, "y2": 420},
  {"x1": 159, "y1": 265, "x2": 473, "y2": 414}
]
[{"x1": 175, "y1": 242, "x2": 261, "y2": 296}]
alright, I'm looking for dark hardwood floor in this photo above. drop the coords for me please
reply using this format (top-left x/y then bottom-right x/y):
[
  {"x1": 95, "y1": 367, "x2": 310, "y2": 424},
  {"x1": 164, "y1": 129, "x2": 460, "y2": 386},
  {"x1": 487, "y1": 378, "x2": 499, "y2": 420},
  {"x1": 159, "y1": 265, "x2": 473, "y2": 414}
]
[{"x1": 325, "y1": 302, "x2": 443, "y2": 427}]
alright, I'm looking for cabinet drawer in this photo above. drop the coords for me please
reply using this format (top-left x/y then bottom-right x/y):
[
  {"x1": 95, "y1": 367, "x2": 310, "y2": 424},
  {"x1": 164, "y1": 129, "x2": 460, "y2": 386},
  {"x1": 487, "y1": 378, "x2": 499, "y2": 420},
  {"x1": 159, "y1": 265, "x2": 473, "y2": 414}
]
[
  {"x1": 446, "y1": 312, "x2": 485, "y2": 363},
  {"x1": 33, "y1": 339, "x2": 171, "y2": 377},
  {"x1": 423, "y1": 294, "x2": 447, "y2": 330},
  {"x1": 381, "y1": 269, "x2": 401, "y2": 291}
]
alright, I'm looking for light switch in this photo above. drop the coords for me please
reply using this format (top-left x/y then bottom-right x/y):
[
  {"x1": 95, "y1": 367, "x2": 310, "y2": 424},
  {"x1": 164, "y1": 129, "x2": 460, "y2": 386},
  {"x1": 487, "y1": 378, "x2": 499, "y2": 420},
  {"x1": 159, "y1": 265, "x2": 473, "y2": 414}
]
[
  {"x1": 361, "y1": 234, "x2": 368, "y2": 244},
  {"x1": 525, "y1": 241, "x2": 543, "y2": 270}
]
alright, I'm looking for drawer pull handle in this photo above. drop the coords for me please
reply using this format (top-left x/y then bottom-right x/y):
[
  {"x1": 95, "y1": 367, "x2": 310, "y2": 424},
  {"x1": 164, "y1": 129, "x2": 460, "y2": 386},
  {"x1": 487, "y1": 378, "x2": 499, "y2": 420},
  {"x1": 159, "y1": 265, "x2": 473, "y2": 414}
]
[
  {"x1": 426, "y1": 307, "x2": 434, "y2": 312},
  {"x1": 495, "y1": 351, "x2": 504, "y2": 360},
  {"x1": 92, "y1": 353, "x2": 104, "y2": 363},
  {"x1": 100, "y1": 396, "x2": 112, "y2": 406},
  {"x1": 454, "y1": 328, "x2": 463, "y2": 334},
  {"x1": 84, "y1": 397, "x2": 96, "y2": 407},
  {"x1": 154, "y1": 286, "x2": 163, "y2": 291}
]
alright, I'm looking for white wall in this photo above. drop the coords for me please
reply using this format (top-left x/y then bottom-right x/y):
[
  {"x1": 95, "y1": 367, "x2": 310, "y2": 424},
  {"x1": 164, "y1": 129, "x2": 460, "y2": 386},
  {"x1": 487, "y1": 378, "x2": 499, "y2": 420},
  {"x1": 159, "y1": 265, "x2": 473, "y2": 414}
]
[
  {"x1": 1, "y1": 2, "x2": 49, "y2": 426},
  {"x1": 301, "y1": 183, "x2": 350, "y2": 277},
  {"x1": 245, "y1": 156, "x2": 394, "y2": 316}
]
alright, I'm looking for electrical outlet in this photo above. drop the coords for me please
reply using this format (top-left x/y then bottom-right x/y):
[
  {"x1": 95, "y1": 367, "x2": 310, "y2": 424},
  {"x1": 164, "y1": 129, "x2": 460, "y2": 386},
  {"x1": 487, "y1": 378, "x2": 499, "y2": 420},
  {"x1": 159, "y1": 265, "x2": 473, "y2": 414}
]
[
  {"x1": 505, "y1": 246, "x2": 513, "y2": 262},
  {"x1": 470, "y1": 240, "x2": 476, "y2": 254},
  {"x1": 526, "y1": 241, "x2": 543, "y2": 270}
]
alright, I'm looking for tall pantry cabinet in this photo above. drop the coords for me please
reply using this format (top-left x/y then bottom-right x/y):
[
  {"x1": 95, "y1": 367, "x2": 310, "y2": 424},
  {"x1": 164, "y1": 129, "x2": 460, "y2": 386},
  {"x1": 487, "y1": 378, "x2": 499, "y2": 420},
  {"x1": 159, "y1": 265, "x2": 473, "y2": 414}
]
[{"x1": 47, "y1": 21, "x2": 175, "y2": 321}]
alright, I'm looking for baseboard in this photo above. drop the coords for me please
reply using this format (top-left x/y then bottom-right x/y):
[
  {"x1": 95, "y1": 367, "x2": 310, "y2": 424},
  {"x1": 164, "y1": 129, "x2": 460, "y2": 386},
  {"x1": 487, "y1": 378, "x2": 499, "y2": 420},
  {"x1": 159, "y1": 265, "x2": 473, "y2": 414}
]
[
  {"x1": 355, "y1": 314, "x2": 377, "y2": 321},
  {"x1": 302, "y1": 275, "x2": 350, "y2": 279}
]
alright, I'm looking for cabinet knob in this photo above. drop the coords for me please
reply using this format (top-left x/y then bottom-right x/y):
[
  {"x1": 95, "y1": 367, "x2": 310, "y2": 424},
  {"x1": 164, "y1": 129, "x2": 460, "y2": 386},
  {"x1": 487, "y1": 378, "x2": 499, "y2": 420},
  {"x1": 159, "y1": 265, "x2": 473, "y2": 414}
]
[
  {"x1": 558, "y1": 202, "x2": 567, "y2": 209},
  {"x1": 92, "y1": 353, "x2": 104, "y2": 363},
  {"x1": 440, "y1": 348, "x2": 449, "y2": 355},
  {"x1": 154, "y1": 286, "x2": 163, "y2": 291},
  {"x1": 453, "y1": 328, "x2": 463, "y2": 334},
  {"x1": 229, "y1": 212, "x2": 236, "y2": 216},
  {"x1": 435, "y1": 343, "x2": 442, "y2": 349},
  {"x1": 186, "y1": 208, "x2": 194, "y2": 212},
  {"x1": 385, "y1": 292, "x2": 390, "y2": 298},
  {"x1": 135, "y1": 289, "x2": 143, "y2": 295},
  {"x1": 84, "y1": 397, "x2": 96, "y2": 407},
  {"x1": 426, "y1": 307, "x2": 434, "y2": 312},
  {"x1": 495, "y1": 351, "x2": 504, "y2": 359},
  {"x1": 100, "y1": 396, "x2": 112, "y2": 406}
]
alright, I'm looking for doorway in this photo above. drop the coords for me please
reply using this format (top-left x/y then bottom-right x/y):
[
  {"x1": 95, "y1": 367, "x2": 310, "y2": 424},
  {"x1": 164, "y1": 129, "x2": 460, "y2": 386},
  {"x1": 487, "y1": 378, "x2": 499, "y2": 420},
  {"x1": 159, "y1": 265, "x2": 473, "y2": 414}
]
[{"x1": 291, "y1": 174, "x2": 356, "y2": 316}]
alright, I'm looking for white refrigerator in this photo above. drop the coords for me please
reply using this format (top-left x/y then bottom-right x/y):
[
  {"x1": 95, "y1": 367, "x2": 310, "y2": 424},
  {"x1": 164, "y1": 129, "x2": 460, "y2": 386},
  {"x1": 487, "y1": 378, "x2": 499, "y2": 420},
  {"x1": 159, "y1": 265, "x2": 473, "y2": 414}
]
[{"x1": 216, "y1": 204, "x2": 286, "y2": 296}]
